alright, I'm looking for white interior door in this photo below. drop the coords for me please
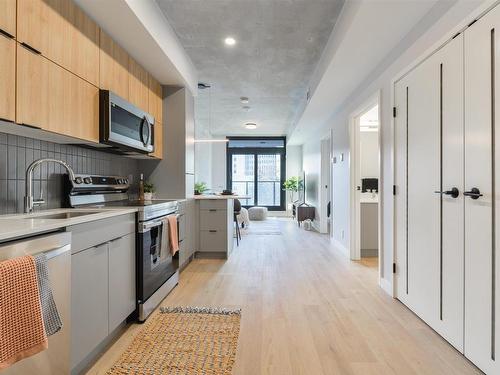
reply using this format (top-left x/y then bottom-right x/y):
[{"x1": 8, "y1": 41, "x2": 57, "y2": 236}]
[
  {"x1": 464, "y1": 7, "x2": 500, "y2": 373},
  {"x1": 394, "y1": 34, "x2": 464, "y2": 351}
]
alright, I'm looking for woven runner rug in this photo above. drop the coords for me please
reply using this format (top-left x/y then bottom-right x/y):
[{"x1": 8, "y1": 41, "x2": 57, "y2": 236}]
[{"x1": 107, "y1": 307, "x2": 241, "y2": 375}]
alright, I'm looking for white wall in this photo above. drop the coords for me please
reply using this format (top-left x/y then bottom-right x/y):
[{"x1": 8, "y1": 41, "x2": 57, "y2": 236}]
[
  {"x1": 194, "y1": 142, "x2": 212, "y2": 188},
  {"x1": 211, "y1": 141, "x2": 227, "y2": 192},
  {"x1": 360, "y1": 131, "x2": 379, "y2": 179},
  {"x1": 285, "y1": 145, "x2": 303, "y2": 208},
  {"x1": 302, "y1": 140, "x2": 321, "y2": 227},
  {"x1": 300, "y1": 0, "x2": 488, "y2": 290}
]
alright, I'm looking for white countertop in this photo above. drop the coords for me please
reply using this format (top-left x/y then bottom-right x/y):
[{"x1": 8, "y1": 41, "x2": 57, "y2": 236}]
[
  {"x1": 0, "y1": 208, "x2": 138, "y2": 242},
  {"x1": 194, "y1": 194, "x2": 250, "y2": 200},
  {"x1": 360, "y1": 193, "x2": 379, "y2": 204}
]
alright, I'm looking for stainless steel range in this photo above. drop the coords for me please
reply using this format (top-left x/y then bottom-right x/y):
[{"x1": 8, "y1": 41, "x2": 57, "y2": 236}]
[{"x1": 68, "y1": 174, "x2": 179, "y2": 321}]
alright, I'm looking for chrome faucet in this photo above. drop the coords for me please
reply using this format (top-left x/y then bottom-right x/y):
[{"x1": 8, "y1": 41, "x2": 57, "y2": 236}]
[{"x1": 25, "y1": 158, "x2": 75, "y2": 213}]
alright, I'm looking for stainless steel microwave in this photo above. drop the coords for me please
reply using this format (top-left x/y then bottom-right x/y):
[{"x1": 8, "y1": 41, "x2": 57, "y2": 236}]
[{"x1": 100, "y1": 90, "x2": 154, "y2": 153}]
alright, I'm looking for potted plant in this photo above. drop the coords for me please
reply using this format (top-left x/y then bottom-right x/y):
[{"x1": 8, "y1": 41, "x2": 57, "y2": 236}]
[
  {"x1": 283, "y1": 176, "x2": 300, "y2": 203},
  {"x1": 144, "y1": 181, "x2": 155, "y2": 200},
  {"x1": 194, "y1": 182, "x2": 208, "y2": 195}
]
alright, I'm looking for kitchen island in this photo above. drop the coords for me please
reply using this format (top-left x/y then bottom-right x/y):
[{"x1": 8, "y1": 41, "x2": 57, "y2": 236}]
[{"x1": 193, "y1": 195, "x2": 249, "y2": 259}]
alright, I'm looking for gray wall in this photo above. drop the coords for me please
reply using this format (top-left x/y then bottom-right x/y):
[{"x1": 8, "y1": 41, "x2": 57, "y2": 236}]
[{"x1": 0, "y1": 132, "x2": 140, "y2": 215}]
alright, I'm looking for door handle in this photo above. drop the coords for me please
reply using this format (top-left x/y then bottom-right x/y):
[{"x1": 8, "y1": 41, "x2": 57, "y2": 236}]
[
  {"x1": 434, "y1": 187, "x2": 459, "y2": 198},
  {"x1": 463, "y1": 187, "x2": 483, "y2": 200}
]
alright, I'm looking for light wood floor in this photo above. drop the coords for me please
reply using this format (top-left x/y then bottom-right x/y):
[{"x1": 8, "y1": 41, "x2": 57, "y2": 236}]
[{"x1": 87, "y1": 219, "x2": 481, "y2": 375}]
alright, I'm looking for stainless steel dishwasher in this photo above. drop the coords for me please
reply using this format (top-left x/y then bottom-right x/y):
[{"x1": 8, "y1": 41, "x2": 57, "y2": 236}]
[{"x1": 1, "y1": 231, "x2": 71, "y2": 375}]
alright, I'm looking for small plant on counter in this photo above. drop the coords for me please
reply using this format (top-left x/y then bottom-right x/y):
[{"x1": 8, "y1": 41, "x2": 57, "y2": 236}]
[
  {"x1": 144, "y1": 181, "x2": 155, "y2": 200},
  {"x1": 194, "y1": 182, "x2": 208, "y2": 195}
]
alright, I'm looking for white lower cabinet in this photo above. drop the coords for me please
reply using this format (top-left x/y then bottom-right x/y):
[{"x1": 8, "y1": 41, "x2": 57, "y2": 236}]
[
  {"x1": 394, "y1": 4, "x2": 500, "y2": 373},
  {"x1": 69, "y1": 215, "x2": 136, "y2": 373},
  {"x1": 108, "y1": 233, "x2": 136, "y2": 332},
  {"x1": 71, "y1": 243, "x2": 109, "y2": 369}
]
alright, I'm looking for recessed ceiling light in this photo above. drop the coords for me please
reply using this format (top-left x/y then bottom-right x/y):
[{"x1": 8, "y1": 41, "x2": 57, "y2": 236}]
[
  {"x1": 224, "y1": 37, "x2": 236, "y2": 46},
  {"x1": 240, "y1": 97, "x2": 249, "y2": 104},
  {"x1": 245, "y1": 122, "x2": 257, "y2": 130}
]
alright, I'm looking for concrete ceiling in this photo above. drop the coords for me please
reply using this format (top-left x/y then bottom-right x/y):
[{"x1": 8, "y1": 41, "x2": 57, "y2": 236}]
[
  {"x1": 156, "y1": 0, "x2": 344, "y2": 136},
  {"x1": 288, "y1": 0, "x2": 457, "y2": 145}
]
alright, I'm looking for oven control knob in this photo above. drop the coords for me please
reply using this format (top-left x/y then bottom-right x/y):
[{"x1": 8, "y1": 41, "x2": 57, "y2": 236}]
[
  {"x1": 124, "y1": 178, "x2": 129, "y2": 184},
  {"x1": 83, "y1": 177, "x2": 92, "y2": 184},
  {"x1": 74, "y1": 177, "x2": 83, "y2": 184},
  {"x1": 117, "y1": 178, "x2": 123, "y2": 184}
]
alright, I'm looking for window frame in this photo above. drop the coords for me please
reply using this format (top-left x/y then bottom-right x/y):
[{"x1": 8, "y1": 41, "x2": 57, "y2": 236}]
[{"x1": 226, "y1": 136, "x2": 286, "y2": 211}]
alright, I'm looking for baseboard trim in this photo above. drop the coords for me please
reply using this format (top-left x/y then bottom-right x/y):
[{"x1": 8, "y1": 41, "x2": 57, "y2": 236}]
[
  {"x1": 379, "y1": 277, "x2": 393, "y2": 297},
  {"x1": 332, "y1": 238, "x2": 349, "y2": 258}
]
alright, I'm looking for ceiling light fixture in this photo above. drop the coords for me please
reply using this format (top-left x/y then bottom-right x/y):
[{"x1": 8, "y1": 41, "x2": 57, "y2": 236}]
[
  {"x1": 240, "y1": 97, "x2": 249, "y2": 104},
  {"x1": 245, "y1": 122, "x2": 257, "y2": 130},
  {"x1": 224, "y1": 37, "x2": 236, "y2": 46}
]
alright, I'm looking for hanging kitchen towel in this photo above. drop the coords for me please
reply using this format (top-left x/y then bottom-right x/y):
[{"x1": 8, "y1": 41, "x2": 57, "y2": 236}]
[
  {"x1": 159, "y1": 217, "x2": 170, "y2": 262},
  {"x1": 0, "y1": 256, "x2": 48, "y2": 370},
  {"x1": 167, "y1": 214, "x2": 179, "y2": 256},
  {"x1": 34, "y1": 253, "x2": 63, "y2": 337}
]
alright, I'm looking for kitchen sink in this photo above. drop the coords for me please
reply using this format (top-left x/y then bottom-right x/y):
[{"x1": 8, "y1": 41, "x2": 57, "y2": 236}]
[{"x1": 25, "y1": 211, "x2": 103, "y2": 220}]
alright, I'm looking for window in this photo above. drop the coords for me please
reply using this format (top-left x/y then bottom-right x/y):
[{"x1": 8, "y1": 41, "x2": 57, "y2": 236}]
[{"x1": 226, "y1": 137, "x2": 286, "y2": 211}]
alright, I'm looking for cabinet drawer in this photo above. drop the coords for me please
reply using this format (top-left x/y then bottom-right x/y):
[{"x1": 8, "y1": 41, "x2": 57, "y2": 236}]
[
  {"x1": 199, "y1": 199, "x2": 228, "y2": 210},
  {"x1": 199, "y1": 230, "x2": 227, "y2": 252},
  {"x1": 200, "y1": 209, "x2": 227, "y2": 231}
]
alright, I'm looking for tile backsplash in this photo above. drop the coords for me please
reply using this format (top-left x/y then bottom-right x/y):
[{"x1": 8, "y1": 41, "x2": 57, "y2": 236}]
[{"x1": 0, "y1": 132, "x2": 140, "y2": 214}]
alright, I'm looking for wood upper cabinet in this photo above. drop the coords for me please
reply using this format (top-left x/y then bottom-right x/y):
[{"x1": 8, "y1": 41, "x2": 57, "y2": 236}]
[
  {"x1": 0, "y1": 0, "x2": 16, "y2": 37},
  {"x1": 17, "y1": 0, "x2": 100, "y2": 86},
  {"x1": 151, "y1": 122, "x2": 163, "y2": 159},
  {"x1": 0, "y1": 36, "x2": 16, "y2": 122},
  {"x1": 148, "y1": 74, "x2": 163, "y2": 159},
  {"x1": 99, "y1": 29, "x2": 129, "y2": 100},
  {"x1": 128, "y1": 57, "x2": 149, "y2": 110},
  {"x1": 17, "y1": 44, "x2": 99, "y2": 142}
]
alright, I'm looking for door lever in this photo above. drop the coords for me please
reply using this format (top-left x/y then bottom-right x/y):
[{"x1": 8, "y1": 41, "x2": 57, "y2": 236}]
[
  {"x1": 434, "y1": 187, "x2": 459, "y2": 198},
  {"x1": 463, "y1": 187, "x2": 483, "y2": 200}
]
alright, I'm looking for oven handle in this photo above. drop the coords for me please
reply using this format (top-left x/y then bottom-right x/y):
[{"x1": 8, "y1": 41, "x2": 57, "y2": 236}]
[{"x1": 140, "y1": 220, "x2": 164, "y2": 233}]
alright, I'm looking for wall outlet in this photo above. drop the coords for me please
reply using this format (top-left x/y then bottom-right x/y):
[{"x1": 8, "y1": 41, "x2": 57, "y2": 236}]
[{"x1": 341, "y1": 230, "x2": 345, "y2": 239}]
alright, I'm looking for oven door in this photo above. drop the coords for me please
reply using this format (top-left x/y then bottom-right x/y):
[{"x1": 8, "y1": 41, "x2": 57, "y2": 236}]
[
  {"x1": 137, "y1": 218, "x2": 178, "y2": 303},
  {"x1": 100, "y1": 90, "x2": 154, "y2": 153}
]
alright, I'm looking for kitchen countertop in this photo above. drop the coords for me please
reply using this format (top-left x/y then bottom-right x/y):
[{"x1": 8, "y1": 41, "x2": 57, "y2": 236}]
[
  {"x1": 0, "y1": 208, "x2": 138, "y2": 243},
  {"x1": 194, "y1": 195, "x2": 250, "y2": 200}
]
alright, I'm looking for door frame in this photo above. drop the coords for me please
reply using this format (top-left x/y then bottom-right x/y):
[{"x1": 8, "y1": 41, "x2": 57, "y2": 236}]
[
  {"x1": 349, "y1": 90, "x2": 382, "y2": 275},
  {"x1": 320, "y1": 136, "x2": 331, "y2": 234}
]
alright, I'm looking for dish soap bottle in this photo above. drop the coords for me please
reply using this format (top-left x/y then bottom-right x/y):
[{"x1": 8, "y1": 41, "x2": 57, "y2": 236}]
[{"x1": 139, "y1": 173, "x2": 145, "y2": 201}]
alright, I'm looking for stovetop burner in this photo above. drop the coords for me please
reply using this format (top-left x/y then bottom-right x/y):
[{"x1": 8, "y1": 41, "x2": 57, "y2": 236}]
[{"x1": 68, "y1": 174, "x2": 179, "y2": 221}]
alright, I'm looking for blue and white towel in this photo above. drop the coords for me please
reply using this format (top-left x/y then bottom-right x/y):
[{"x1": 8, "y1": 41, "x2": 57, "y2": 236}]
[{"x1": 34, "y1": 254, "x2": 62, "y2": 336}]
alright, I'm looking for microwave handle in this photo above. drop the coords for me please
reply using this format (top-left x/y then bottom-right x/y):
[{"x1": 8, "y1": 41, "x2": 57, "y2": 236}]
[{"x1": 140, "y1": 116, "x2": 151, "y2": 147}]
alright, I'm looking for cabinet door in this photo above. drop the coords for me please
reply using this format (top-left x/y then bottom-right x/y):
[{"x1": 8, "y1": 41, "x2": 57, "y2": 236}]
[
  {"x1": 149, "y1": 75, "x2": 163, "y2": 159},
  {"x1": 148, "y1": 74, "x2": 163, "y2": 125},
  {"x1": 464, "y1": 7, "x2": 500, "y2": 374},
  {"x1": 17, "y1": 44, "x2": 99, "y2": 142},
  {"x1": 71, "y1": 243, "x2": 109, "y2": 368},
  {"x1": 17, "y1": 0, "x2": 99, "y2": 85},
  {"x1": 0, "y1": 0, "x2": 16, "y2": 37},
  {"x1": 151, "y1": 122, "x2": 163, "y2": 159},
  {"x1": 0, "y1": 36, "x2": 15, "y2": 121},
  {"x1": 129, "y1": 57, "x2": 149, "y2": 111},
  {"x1": 16, "y1": 45, "x2": 49, "y2": 128},
  {"x1": 108, "y1": 233, "x2": 136, "y2": 332},
  {"x1": 100, "y1": 29, "x2": 129, "y2": 100}
]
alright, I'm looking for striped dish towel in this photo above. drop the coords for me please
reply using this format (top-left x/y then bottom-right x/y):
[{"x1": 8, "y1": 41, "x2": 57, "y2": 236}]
[{"x1": 34, "y1": 253, "x2": 62, "y2": 336}]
